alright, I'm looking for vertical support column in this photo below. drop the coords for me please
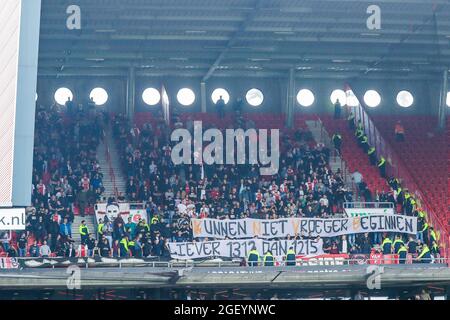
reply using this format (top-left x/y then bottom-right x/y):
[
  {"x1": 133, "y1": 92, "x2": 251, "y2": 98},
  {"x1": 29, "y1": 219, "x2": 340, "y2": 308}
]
[
  {"x1": 9, "y1": 0, "x2": 42, "y2": 206},
  {"x1": 286, "y1": 68, "x2": 295, "y2": 128},
  {"x1": 438, "y1": 69, "x2": 448, "y2": 131},
  {"x1": 200, "y1": 82, "x2": 207, "y2": 113},
  {"x1": 127, "y1": 67, "x2": 136, "y2": 125}
]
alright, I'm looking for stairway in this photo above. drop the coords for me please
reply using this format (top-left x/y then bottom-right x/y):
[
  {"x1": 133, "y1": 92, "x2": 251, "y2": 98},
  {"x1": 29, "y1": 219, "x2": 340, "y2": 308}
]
[
  {"x1": 71, "y1": 215, "x2": 96, "y2": 243},
  {"x1": 97, "y1": 125, "x2": 127, "y2": 199},
  {"x1": 305, "y1": 120, "x2": 356, "y2": 197},
  {"x1": 320, "y1": 116, "x2": 388, "y2": 194}
]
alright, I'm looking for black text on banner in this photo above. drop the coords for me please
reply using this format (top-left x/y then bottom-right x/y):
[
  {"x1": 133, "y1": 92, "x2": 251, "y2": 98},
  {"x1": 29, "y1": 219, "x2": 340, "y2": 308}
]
[
  {"x1": 191, "y1": 215, "x2": 417, "y2": 239},
  {"x1": 168, "y1": 239, "x2": 323, "y2": 260}
]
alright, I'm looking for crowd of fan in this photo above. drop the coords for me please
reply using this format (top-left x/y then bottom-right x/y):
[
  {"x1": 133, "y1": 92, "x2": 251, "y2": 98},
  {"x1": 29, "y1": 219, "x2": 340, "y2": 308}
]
[
  {"x1": 0, "y1": 105, "x2": 441, "y2": 262},
  {"x1": 107, "y1": 111, "x2": 439, "y2": 262},
  {"x1": 0, "y1": 101, "x2": 105, "y2": 257}
]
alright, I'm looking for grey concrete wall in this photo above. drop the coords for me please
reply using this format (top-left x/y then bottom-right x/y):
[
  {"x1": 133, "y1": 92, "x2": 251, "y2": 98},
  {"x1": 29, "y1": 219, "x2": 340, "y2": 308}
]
[{"x1": 11, "y1": 0, "x2": 41, "y2": 207}]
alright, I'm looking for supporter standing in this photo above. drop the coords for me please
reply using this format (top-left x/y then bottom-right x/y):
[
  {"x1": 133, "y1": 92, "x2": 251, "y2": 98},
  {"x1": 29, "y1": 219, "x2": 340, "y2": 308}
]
[
  {"x1": 29, "y1": 240, "x2": 40, "y2": 257},
  {"x1": 79, "y1": 220, "x2": 89, "y2": 245},
  {"x1": 334, "y1": 99, "x2": 341, "y2": 119},
  {"x1": 216, "y1": 95, "x2": 226, "y2": 119},
  {"x1": 247, "y1": 246, "x2": 260, "y2": 267},
  {"x1": 394, "y1": 121, "x2": 405, "y2": 141},
  {"x1": 18, "y1": 233, "x2": 28, "y2": 257}
]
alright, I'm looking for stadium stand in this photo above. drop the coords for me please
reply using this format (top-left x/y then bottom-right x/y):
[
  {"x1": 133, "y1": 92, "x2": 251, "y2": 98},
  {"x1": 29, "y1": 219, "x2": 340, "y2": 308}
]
[
  {"x1": 320, "y1": 115, "x2": 388, "y2": 195},
  {"x1": 0, "y1": 106, "x2": 444, "y2": 263},
  {"x1": 448, "y1": 117, "x2": 450, "y2": 220},
  {"x1": 370, "y1": 115, "x2": 447, "y2": 224},
  {"x1": 0, "y1": 104, "x2": 104, "y2": 257}
]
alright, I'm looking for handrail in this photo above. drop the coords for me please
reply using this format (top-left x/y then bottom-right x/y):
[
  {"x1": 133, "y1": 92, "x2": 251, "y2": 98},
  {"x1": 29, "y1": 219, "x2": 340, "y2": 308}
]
[
  {"x1": 315, "y1": 117, "x2": 355, "y2": 199},
  {"x1": 351, "y1": 101, "x2": 450, "y2": 260},
  {"x1": 103, "y1": 127, "x2": 118, "y2": 198},
  {"x1": 12, "y1": 256, "x2": 449, "y2": 268}
]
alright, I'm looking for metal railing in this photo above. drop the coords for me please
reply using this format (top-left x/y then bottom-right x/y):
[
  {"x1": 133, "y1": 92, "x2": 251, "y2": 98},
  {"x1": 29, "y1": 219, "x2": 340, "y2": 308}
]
[
  {"x1": 103, "y1": 128, "x2": 118, "y2": 198},
  {"x1": 13, "y1": 256, "x2": 449, "y2": 269},
  {"x1": 314, "y1": 117, "x2": 355, "y2": 199},
  {"x1": 344, "y1": 202, "x2": 395, "y2": 209}
]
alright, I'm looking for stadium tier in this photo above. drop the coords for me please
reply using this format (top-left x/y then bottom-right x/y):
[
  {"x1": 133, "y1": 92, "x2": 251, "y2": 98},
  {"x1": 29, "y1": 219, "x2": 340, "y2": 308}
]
[
  {"x1": 0, "y1": 106, "x2": 446, "y2": 264},
  {"x1": 1, "y1": 0, "x2": 450, "y2": 303}
]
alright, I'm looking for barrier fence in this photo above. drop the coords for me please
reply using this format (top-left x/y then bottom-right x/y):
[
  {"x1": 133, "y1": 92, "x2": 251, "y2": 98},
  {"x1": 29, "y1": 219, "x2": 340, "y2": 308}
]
[{"x1": 3, "y1": 254, "x2": 447, "y2": 269}]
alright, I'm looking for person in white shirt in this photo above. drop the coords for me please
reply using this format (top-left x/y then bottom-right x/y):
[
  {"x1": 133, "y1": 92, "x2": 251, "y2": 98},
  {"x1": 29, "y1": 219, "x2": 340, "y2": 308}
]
[
  {"x1": 319, "y1": 195, "x2": 329, "y2": 208},
  {"x1": 351, "y1": 170, "x2": 364, "y2": 190},
  {"x1": 351, "y1": 170, "x2": 363, "y2": 184},
  {"x1": 340, "y1": 235, "x2": 348, "y2": 254},
  {"x1": 39, "y1": 240, "x2": 51, "y2": 257},
  {"x1": 177, "y1": 202, "x2": 187, "y2": 215}
]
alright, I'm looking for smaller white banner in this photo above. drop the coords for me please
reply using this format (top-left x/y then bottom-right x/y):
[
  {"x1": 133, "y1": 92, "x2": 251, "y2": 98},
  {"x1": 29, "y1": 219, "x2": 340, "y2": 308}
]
[
  {"x1": 95, "y1": 203, "x2": 147, "y2": 223},
  {"x1": 0, "y1": 208, "x2": 26, "y2": 230},
  {"x1": 344, "y1": 208, "x2": 394, "y2": 217},
  {"x1": 168, "y1": 239, "x2": 323, "y2": 260}
]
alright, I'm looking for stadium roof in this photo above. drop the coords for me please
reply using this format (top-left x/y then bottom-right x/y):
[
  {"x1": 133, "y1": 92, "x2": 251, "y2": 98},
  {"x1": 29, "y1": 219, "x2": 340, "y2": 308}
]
[{"x1": 39, "y1": 0, "x2": 450, "y2": 79}]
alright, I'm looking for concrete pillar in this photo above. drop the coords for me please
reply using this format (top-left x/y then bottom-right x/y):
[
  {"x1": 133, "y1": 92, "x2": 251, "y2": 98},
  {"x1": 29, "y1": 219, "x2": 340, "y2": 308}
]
[
  {"x1": 200, "y1": 82, "x2": 207, "y2": 113},
  {"x1": 438, "y1": 69, "x2": 448, "y2": 131},
  {"x1": 126, "y1": 67, "x2": 136, "y2": 125},
  {"x1": 7, "y1": 0, "x2": 42, "y2": 206},
  {"x1": 286, "y1": 68, "x2": 295, "y2": 128}
]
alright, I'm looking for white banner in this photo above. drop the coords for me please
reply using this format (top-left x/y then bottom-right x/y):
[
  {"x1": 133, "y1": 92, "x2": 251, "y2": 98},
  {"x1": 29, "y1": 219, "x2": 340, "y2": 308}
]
[
  {"x1": 94, "y1": 203, "x2": 147, "y2": 223},
  {"x1": 191, "y1": 215, "x2": 417, "y2": 239},
  {"x1": 345, "y1": 208, "x2": 394, "y2": 217},
  {"x1": 0, "y1": 208, "x2": 25, "y2": 230},
  {"x1": 168, "y1": 239, "x2": 323, "y2": 260}
]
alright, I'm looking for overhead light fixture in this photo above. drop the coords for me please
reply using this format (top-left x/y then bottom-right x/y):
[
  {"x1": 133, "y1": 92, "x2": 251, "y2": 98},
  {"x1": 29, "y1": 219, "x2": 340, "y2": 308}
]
[
  {"x1": 360, "y1": 32, "x2": 380, "y2": 36},
  {"x1": 95, "y1": 29, "x2": 116, "y2": 33},
  {"x1": 185, "y1": 30, "x2": 207, "y2": 34},
  {"x1": 85, "y1": 58, "x2": 105, "y2": 62},
  {"x1": 249, "y1": 58, "x2": 271, "y2": 62},
  {"x1": 247, "y1": 66, "x2": 262, "y2": 70},
  {"x1": 274, "y1": 31, "x2": 295, "y2": 35},
  {"x1": 169, "y1": 57, "x2": 189, "y2": 61},
  {"x1": 412, "y1": 61, "x2": 430, "y2": 65},
  {"x1": 332, "y1": 59, "x2": 351, "y2": 63}
]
